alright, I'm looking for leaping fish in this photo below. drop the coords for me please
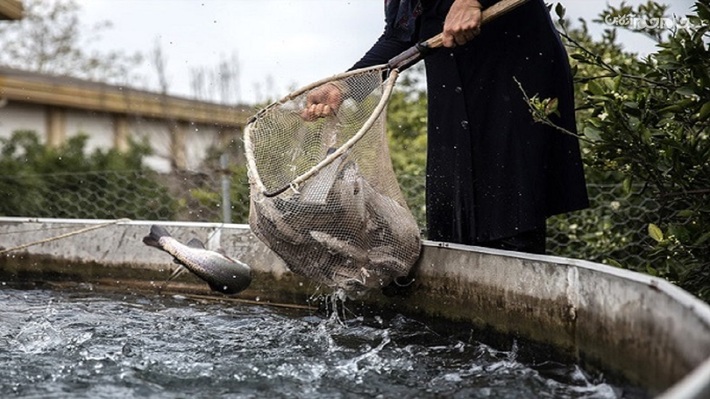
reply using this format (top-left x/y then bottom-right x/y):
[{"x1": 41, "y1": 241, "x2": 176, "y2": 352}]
[{"x1": 142, "y1": 225, "x2": 252, "y2": 295}]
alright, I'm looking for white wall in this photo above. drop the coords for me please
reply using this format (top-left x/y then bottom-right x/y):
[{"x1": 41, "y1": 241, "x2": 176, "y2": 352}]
[
  {"x1": 65, "y1": 108, "x2": 114, "y2": 152},
  {"x1": 0, "y1": 100, "x2": 226, "y2": 173},
  {"x1": 0, "y1": 102, "x2": 46, "y2": 139},
  {"x1": 184, "y1": 123, "x2": 222, "y2": 171},
  {"x1": 130, "y1": 117, "x2": 174, "y2": 173}
]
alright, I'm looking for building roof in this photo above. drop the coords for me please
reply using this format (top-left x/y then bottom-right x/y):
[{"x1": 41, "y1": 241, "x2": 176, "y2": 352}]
[
  {"x1": 0, "y1": 0, "x2": 23, "y2": 20},
  {"x1": 0, "y1": 66, "x2": 253, "y2": 128}
]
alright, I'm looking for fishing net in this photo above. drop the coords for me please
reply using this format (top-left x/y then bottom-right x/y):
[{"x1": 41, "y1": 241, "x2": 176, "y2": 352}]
[{"x1": 244, "y1": 66, "x2": 421, "y2": 294}]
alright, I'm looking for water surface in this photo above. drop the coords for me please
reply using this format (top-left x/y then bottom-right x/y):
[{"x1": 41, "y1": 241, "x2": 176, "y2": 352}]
[{"x1": 0, "y1": 287, "x2": 645, "y2": 398}]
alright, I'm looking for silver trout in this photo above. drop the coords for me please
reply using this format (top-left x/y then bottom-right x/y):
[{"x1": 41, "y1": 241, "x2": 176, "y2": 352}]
[{"x1": 142, "y1": 225, "x2": 252, "y2": 295}]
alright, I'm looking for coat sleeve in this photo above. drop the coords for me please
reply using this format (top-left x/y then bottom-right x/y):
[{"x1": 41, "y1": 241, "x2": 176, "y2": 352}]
[
  {"x1": 479, "y1": 0, "x2": 502, "y2": 8},
  {"x1": 349, "y1": 0, "x2": 419, "y2": 70},
  {"x1": 350, "y1": 34, "x2": 417, "y2": 70}
]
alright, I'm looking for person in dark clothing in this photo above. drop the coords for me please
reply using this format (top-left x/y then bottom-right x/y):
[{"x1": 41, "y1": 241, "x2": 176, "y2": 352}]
[{"x1": 305, "y1": 0, "x2": 589, "y2": 254}]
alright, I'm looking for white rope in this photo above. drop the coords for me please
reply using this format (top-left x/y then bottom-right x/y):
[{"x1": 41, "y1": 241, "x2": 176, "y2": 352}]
[{"x1": 0, "y1": 218, "x2": 131, "y2": 255}]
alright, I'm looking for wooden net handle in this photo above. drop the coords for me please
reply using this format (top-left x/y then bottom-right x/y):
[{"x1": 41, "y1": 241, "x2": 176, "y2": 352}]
[
  {"x1": 388, "y1": 0, "x2": 529, "y2": 70},
  {"x1": 423, "y1": 0, "x2": 530, "y2": 48}
]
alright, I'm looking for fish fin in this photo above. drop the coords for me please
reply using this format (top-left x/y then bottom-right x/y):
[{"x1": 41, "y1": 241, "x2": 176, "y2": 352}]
[
  {"x1": 142, "y1": 225, "x2": 172, "y2": 248},
  {"x1": 207, "y1": 281, "x2": 244, "y2": 295},
  {"x1": 207, "y1": 282, "x2": 228, "y2": 294},
  {"x1": 186, "y1": 238, "x2": 206, "y2": 249},
  {"x1": 157, "y1": 265, "x2": 187, "y2": 293},
  {"x1": 166, "y1": 265, "x2": 187, "y2": 282}
]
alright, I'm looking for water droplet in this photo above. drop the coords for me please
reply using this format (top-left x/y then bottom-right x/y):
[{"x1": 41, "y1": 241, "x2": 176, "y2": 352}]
[
  {"x1": 460, "y1": 120, "x2": 470, "y2": 130},
  {"x1": 455, "y1": 86, "x2": 462, "y2": 94}
]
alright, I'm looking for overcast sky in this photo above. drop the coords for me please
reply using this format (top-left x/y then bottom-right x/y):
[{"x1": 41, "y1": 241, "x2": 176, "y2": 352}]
[{"x1": 76, "y1": 0, "x2": 697, "y2": 104}]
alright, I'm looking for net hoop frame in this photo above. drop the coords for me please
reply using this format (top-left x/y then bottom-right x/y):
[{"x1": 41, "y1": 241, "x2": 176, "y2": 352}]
[{"x1": 244, "y1": 65, "x2": 400, "y2": 197}]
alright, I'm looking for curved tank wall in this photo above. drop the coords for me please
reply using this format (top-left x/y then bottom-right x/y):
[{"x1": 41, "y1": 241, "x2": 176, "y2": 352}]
[{"x1": 0, "y1": 217, "x2": 709, "y2": 398}]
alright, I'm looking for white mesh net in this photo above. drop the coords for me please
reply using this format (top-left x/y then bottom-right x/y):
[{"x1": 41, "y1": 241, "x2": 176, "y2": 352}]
[{"x1": 245, "y1": 67, "x2": 421, "y2": 294}]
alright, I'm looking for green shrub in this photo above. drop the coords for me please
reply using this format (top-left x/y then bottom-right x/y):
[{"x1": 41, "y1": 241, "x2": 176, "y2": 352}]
[{"x1": 0, "y1": 130, "x2": 178, "y2": 220}]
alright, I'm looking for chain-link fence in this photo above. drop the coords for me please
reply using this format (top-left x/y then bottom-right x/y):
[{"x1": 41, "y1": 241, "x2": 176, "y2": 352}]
[
  {"x1": 1, "y1": 168, "x2": 657, "y2": 268},
  {"x1": 547, "y1": 184, "x2": 661, "y2": 266},
  {"x1": 0, "y1": 168, "x2": 249, "y2": 224},
  {"x1": 401, "y1": 176, "x2": 660, "y2": 268}
]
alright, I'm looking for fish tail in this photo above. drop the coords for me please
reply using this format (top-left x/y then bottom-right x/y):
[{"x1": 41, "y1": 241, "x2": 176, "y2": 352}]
[{"x1": 142, "y1": 225, "x2": 172, "y2": 248}]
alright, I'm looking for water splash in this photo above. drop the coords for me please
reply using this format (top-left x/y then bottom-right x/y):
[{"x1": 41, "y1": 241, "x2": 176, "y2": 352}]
[{"x1": 0, "y1": 288, "x2": 641, "y2": 398}]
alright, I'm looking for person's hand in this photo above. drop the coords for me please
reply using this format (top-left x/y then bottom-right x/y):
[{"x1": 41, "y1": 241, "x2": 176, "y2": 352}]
[
  {"x1": 442, "y1": 0, "x2": 483, "y2": 48},
  {"x1": 301, "y1": 82, "x2": 344, "y2": 121}
]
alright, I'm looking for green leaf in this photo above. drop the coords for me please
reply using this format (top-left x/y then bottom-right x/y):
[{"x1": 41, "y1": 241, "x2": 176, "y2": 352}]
[
  {"x1": 648, "y1": 223, "x2": 664, "y2": 243},
  {"x1": 699, "y1": 101, "x2": 710, "y2": 121},
  {"x1": 696, "y1": 2, "x2": 710, "y2": 21},
  {"x1": 587, "y1": 81, "x2": 605, "y2": 96},
  {"x1": 646, "y1": 265, "x2": 658, "y2": 276},
  {"x1": 622, "y1": 102, "x2": 639, "y2": 110},
  {"x1": 677, "y1": 209, "x2": 694, "y2": 218},
  {"x1": 583, "y1": 126, "x2": 602, "y2": 141},
  {"x1": 657, "y1": 104, "x2": 684, "y2": 114},
  {"x1": 606, "y1": 258, "x2": 623, "y2": 268},
  {"x1": 587, "y1": 118, "x2": 601, "y2": 129},
  {"x1": 675, "y1": 86, "x2": 696, "y2": 97},
  {"x1": 622, "y1": 177, "x2": 632, "y2": 194},
  {"x1": 570, "y1": 53, "x2": 587, "y2": 62},
  {"x1": 544, "y1": 97, "x2": 559, "y2": 116},
  {"x1": 694, "y1": 231, "x2": 710, "y2": 247},
  {"x1": 668, "y1": 225, "x2": 690, "y2": 243},
  {"x1": 555, "y1": 3, "x2": 566, "y2": 19},
  {"x1": 613, "y1": 74, "x2": 622, "y2": 91},
  {"x1": 588, "y1": 95, "x2": 612, "y2": 102}
]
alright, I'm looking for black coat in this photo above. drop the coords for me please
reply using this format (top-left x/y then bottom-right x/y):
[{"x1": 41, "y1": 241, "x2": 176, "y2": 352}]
[{"x1": 353, "y1": 0, "x2": 589, "y2": 244}]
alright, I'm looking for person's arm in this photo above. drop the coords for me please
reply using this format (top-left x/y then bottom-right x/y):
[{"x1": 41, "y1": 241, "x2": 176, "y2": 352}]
[
  {"x1": 352, "y1": 0, "x2": 421, "y2": 69},
  {"x1": 350, "y1": 34, "x2": 416, "y2": 70},
  {"x1": 302, "y1": 35, "x2": 413, "y2": 120},
  {"x1": 303, "y1": 12, "x2": 417, "y2": 120}
]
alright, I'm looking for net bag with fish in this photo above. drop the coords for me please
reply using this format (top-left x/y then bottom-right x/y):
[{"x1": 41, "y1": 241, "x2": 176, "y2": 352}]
[
  {"x1": 244, "y1": 0, "x2": 528, "y2": 293},
  {"x1": 244, "y1": 66, "x2": 421, "y2": 293}
]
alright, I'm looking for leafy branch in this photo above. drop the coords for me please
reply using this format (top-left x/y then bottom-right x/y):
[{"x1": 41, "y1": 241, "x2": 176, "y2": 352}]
[{"x1": 513, "y1": 77, "x2": 594, "y2": 144}]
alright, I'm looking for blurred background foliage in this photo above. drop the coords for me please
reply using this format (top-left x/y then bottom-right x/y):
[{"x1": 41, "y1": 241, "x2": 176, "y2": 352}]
[{"x1": 0, "y1": 131, "x2": 177, "y2": 220}]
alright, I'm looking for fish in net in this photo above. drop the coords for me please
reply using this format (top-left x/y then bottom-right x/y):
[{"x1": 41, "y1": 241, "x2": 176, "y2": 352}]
[{"x1": 245, "y1": 67, "x2": 421, "y2": 295}]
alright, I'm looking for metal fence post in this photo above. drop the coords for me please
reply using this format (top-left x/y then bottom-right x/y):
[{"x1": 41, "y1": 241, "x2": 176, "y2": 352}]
[{"x1": 220, "y1": 153, "x2": 232, "y2": 224}]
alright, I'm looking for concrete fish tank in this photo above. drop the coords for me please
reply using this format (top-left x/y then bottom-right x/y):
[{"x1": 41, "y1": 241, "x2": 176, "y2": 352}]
[{"x1": 1, "y1": 218, "x2": 709, "y2": 398}]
